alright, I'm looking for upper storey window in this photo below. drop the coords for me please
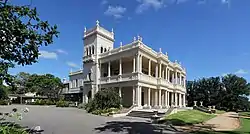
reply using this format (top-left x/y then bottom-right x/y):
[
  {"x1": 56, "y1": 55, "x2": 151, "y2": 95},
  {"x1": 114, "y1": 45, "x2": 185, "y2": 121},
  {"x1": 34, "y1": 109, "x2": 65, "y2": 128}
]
[
  {"x1": 101, "y1": 47, "x2": 103, "y2": 53},
  {"x1": 92, "y1": 46, "x2": 95, "y2": 54}
]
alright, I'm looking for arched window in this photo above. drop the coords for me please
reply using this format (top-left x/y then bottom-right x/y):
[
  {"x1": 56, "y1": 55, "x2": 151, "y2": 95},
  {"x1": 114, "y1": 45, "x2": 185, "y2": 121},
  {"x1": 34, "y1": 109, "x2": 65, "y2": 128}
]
[
  {"x1": 86, "y1": 48, "x2": 88, "y2": 56},
  {"x1": 104, "y1": 48, "x2": 107, "y2": 52},
  {"x1": 101, "y1": 47, "x2": 103, "y2": 53},
  {"x1": 89, "y1": 46, "x2": 91, "y2": 55},
  {"x1": 92, "y1": 46, "x2": 94, "y2": 54}
]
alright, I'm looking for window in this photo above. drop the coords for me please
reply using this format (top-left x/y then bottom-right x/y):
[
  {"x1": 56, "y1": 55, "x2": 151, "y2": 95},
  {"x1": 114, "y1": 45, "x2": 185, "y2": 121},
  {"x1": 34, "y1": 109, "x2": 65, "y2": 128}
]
[
  {"x1": 92, "y1": 46, "x2": 95, "y2": 54},
  {"x1": 101, "y1": 47, "x2": 103, "y2": 53},
  {"x1": 86, "y1": 48, "x2": 88, "y2": 56},
  {"x1": 104, "y1": 48, "x2": 107, "y2": 52},
  {"x1": 89, "y1": 47, "x2": 91, "y2": 55}
]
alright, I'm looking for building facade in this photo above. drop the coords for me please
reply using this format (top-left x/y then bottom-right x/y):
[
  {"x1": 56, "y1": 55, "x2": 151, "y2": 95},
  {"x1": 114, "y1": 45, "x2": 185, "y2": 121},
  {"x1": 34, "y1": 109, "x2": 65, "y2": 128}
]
[{"x1": 62, "y1": 21, "x2": 187, "y2": 109}]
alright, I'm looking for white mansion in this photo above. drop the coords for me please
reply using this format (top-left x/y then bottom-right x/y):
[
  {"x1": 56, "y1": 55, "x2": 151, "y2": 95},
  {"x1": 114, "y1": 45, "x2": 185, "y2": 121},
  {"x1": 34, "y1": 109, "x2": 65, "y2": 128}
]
[{"x1": 62, "y1": 21, "x2": 187, "y2": 109}]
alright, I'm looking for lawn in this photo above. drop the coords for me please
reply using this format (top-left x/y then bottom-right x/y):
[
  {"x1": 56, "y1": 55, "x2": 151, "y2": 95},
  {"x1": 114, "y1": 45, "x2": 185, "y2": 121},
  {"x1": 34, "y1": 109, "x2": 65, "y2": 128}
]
[
  {"x1": 239, "y1": 112, "x2": 250, "y2": 117},
  {"x1": 216, "y1": 110, "x2": 226, "y2": 114},
  {"x1": 164, "y1": 110, "x2": 216, "y2": 126}
]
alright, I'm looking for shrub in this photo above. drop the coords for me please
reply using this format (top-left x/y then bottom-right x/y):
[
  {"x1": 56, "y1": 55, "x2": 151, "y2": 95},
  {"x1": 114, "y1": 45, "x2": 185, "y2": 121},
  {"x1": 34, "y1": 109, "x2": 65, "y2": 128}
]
[
  {"x1": 56, "y1": 100, "x2": 69, "y2": 107},
  {"x1": 85, "y1": 88, "x2": 121, "y2": 113},
  {"x1": 0, "y1": 100, "x2": 10, "y2": 105},
  {"x1": 77, "y1": 103, "x2": 85, "y2": 109}
]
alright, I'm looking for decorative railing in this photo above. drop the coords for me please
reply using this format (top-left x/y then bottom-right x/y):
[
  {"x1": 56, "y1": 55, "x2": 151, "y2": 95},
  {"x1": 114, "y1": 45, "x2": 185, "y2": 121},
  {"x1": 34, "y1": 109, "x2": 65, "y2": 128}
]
[
  {"x1": 82, "y1": 55, "x2": 95, "y2": 63},
  {"x1": 138, "y1": 73, "x2": 158, "y2": 85},
  {"x1": 100, "y1": 73, "x2": 137, "y2": 84},
  {"x1": 61, "y1": 87, "x2": 83, "y2": 94},
  {"x1": 99, "y1": 42, "x2": 138, "y2": 57}
]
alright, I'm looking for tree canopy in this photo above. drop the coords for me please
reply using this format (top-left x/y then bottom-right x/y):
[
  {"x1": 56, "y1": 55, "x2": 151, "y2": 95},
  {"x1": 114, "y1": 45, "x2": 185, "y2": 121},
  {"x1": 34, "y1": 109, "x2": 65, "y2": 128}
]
[
  {"x1": 0, "y1": 0, "x2": 59, "y2": 85},
  {"x1": 10, "y1": 72, "x2": 63, "y2": 99},
  {"x1": 187, "y1": 74, "x2": 250, "y2": 111}
]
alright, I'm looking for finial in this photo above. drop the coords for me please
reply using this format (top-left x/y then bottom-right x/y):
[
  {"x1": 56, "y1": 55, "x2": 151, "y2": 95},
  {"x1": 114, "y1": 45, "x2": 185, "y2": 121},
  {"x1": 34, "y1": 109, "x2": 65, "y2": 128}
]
[
  {"x1": 111, "y1": 28, "x2": 114, "y2": 34},
  {"x1": 96, "y1": 20, "x2": 100, "y2": 26},
  {"x1": 175, "y1": 60, "x2": 177, "y2": 63},
  {"x1": 159, "y1": 48, "x2": 162, "y2": 53},
  {"x1": 137, "y1": 35, "x2": 140, "y2": 41},
  {"x1": 84, "y1": 27, "x2": 87, "y2": 33},
  {"x1": 179, "y1": 62, "x2": 182, "y2": 65},
  {"x1": 120, "y1": 42, "x2": 123, "y2": 47},
  {"x1": 133, "y1": 37, "x2": 136, "y2": 42},
  {"x1": 165, "y1": 52, "x2": 168, "y2": 56},
  {"x1": 70, "y1": 68, "x2": 73, "y2": 73}
]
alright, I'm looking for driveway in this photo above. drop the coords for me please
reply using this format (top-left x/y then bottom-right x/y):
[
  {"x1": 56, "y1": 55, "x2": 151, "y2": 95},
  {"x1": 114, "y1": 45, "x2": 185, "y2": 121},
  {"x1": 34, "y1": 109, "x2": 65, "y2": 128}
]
[{"x1": 0, "y1": 105, "x2": 180, "y2": 134}]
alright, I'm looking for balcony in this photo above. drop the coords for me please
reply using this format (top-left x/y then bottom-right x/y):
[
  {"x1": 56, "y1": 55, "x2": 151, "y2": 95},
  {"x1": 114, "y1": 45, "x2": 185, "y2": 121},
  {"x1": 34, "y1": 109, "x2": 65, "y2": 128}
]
[
  {"x1": 100, "y1": 73, "x2": 138, "y2": 84},
  {"x1": 138, "y1": 73, "x2": 158, "y2": 85},
  {"x1": 61, "y1": 87, "x2": 83, "y2": 94},
  {"x1": 83, "y1": 55, "x2": 95, "y2": 63}
]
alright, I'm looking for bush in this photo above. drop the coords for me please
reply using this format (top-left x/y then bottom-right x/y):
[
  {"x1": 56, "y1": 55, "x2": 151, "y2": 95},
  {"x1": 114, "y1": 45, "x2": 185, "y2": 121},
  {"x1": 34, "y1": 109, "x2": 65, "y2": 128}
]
[
  {"x1": 56, "y1": 100, "x2": 69, "y2": 107},
  {"x1": 85, "y1": 88, "x2": 121, "y2": 113},
  {"x1": 28, "y1": 99, "x2": 55, "y2": 105},
  {"x1": 0, "y1": 100, "x2": 10, "y2": 105},
  {"x1": 77, "y1": 103, "x2": 85, "y2": 109}
]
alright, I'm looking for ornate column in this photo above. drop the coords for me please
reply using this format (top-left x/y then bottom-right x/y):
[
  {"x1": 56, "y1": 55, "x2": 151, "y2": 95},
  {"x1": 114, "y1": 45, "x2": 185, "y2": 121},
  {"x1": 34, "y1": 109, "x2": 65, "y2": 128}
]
[
  {"x1": 167, "y1": 91, "x2": 170, "y2": 107},
  {"x1": 165, "y1": 91, "x2": 168, "y2": 108},
  {"x1": 148, "y1": 59, "x2": 151, "y2": 76},
  {"x1": 165, "y1": 66, "x2": 168, "y2": 80},
  {"x1": 140, "y1": 55, "x2": 142, "y2": 73},
  {"x1": 136, "y1": 53, "x2": 140, "y2": 73},
  {"x1": 175, "y1": 71, "x2": 178, "y2": 84},
  {"x1": 155, "y1": 63, "x2": 158, "y2": 78},
  {"x1": 168, "y1": 69, "x2": 170, "y2": 82},
  {"x1": 184, "y1": 76, "x2": 186, "y2": 88},
  {"x1": 159, "y1": 89, "x2": 162, "y2": 108},
  {"x1": 175, "y1": 92, "x2": 178, "y2": 107},
  {"x1": 148, "y1": 88, "x2": 151, "y2": 108},
  {"x1": 108, "y1": 61, "x2": 111, "y2": 77},
  {"x1": 154, "y1": 90, "x2": 158, "y2": 107},
  {"x1": 138, "y1": 86, "x2": 142, "y2": 106},
  {"x1": 180, "y1": 74, "x2": 182, "y2": 85},
  {"x1": 171, "y1": 92, "x2": 174, "y2": 107},
  {"x1": 179, "y1": 93, "x2": 181, "y2": 107},
  {"x1": 172, "y1": 72, "x2": 174, "y2": 83},
  {"x1": 133, "y1": 56, "x2": 135, "y2": 73},
  {"x1": 132, "y1": 86, "x2": 135, "y2": 105},
  {"x1": 159, "y1": 63, "x2": 162, "y2": 78},
  {"x1": 119, "y1": 87, "x2": 122, "y2": 98},
  {"x1": 119, "y1": 58, "x2": 122, "y2": 75}
]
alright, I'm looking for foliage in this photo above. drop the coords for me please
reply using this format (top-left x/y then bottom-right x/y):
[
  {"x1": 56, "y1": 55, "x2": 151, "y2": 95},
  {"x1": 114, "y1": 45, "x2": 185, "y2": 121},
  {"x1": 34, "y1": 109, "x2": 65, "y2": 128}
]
[
  {"x1": 56, "y1": 100, "x2": 69, "y2": 107},
  {"x1": 165, "y1": 110, "x2": 216, "y2": 126},
  {"x1": 0, "y1": 83, "x2": 8, "y2": 100},
  {"x1": 187, "y1": 74, "x2": 250, "y2": 111},
  {"x1": 27, "y1": 99, "x2": 55, "y2": 105},
  {"x1": 239, "y1": 112, "x2": 250, "y2": 117},
  {"x1": 85, "y1": 88, "x2": 121, "y2": 113},
  {"x1": 0, "y1": 107, "x2": 30, "y2": 134},
  {"x1": 91, "y1": 108, "x2": 119, "y2": 115},
  {"x1": 11, "y1": 72, "x2": 63, "y2": 99},
  {"x1": 0, "y1": 99, "x2": 10, "y2": 105},
  {"x1": 0, "y1": 0, "x2": 59, "y2": 86},
  {"x1": 77, "y1": 103, "x2": 85, "y2": 109}
]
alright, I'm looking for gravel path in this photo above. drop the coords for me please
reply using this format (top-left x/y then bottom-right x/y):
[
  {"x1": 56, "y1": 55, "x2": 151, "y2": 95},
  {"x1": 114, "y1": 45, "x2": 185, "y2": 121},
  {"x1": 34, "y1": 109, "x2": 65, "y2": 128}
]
[{"x1": 204, "y1": 112, "x2": 240, "y2": 131}]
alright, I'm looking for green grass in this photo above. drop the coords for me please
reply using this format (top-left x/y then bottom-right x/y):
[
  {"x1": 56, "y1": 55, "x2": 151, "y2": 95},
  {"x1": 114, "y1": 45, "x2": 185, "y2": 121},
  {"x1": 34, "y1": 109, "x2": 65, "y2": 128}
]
[
  {"x1": 236, "y1": 118, "x2": 250, "y2": 132},
  {"x1": 216, "y1": 110, "x2": 226, "y2": 114},
  {"x1": 239, "y1": 112, "x2": 250, "y2": 117},
  {"x1": 164, "y1": 110, "x2": 216, "y2": 126}
]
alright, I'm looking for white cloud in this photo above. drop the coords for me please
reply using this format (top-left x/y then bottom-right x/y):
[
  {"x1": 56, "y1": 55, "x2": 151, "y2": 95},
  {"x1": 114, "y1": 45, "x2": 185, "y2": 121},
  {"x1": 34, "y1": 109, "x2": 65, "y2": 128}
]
[
  {"x1": 104, "y1": 6, "x2": 127, "y2": 19},
  {"x1": 39, "y1": 50, "x2": 57, "y2": 59},
  {"x1": 235, "y1": 69, "x2": 248, "y2": 75},
  {"x1": 221, "y1": 0, "x2": 230, "y2": 8},
  {"x1": 101, "y1": 0, "x2": 108, "y2": 5},
  {"x1": 56, "y1": 49, "x2": 68, "y2": 55},
  {"x1": 66, "y1": 62, "x2": 79, "y2": 68},
  {"x1": 135, "y1": 0, "x2": 165, "y2": 14}
]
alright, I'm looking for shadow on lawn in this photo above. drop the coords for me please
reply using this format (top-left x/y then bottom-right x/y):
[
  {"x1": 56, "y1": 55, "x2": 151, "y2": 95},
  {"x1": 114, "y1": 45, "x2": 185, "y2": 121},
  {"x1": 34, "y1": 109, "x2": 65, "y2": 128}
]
[{"x1": 95, "y1": 121, "x2": 184, "y2": 134}]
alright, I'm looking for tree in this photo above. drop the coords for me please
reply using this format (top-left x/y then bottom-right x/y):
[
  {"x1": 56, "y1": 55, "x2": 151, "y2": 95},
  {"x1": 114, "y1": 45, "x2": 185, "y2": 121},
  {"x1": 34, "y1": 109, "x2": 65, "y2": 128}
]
[
  {"x1": 0, "y1": 0, "x2": 59, "y2": 85},
  {"x1": 25, "y1": 74, "x2": 63, "y2": 99},
  {"x1": 12, "y1": 72, "x2": 30, "y2": 94},
  {"x1": 187, "y1": 74, "x2": 250, "y2": 111},
  {"x1": 85, "y1": 88, "x2": 121, "y2": 113}
]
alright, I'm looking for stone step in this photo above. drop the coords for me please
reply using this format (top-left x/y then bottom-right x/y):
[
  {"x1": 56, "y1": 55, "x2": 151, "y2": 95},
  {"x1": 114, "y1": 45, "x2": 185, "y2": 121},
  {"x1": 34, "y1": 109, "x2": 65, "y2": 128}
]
[{"x1": 127, "y1": 111, "x2": 166, "y2": 118}]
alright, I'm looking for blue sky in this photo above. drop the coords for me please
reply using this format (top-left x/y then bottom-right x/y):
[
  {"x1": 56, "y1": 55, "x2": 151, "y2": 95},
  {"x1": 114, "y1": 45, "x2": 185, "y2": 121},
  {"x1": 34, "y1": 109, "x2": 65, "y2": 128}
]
[{"x1": 9, "y1": 0, "x2": 250, "y2": 81}]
